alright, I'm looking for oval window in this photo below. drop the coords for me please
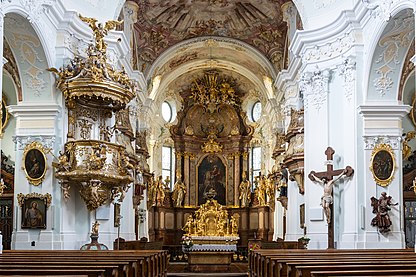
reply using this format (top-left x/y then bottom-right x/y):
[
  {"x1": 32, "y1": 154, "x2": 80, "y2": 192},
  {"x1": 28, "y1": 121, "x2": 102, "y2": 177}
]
[
  {"x1": 161, "y1": 102, "x2": 172, "y2": 122},
  {"x1": 251, "y1": 101, "x2": 262, "y2": 122}
]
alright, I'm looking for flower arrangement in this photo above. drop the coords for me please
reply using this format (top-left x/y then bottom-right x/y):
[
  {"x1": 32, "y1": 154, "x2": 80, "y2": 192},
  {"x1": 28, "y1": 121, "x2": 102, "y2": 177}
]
[
  {"x1": 248, "y1": 242, "x2": 260, "y2": 251},
  {"x1": 298, "y1": 236, "x2": 310, "y2": 249},
  {"x1": 181, "y1": 235, "x2": 193, "y2": 249}
]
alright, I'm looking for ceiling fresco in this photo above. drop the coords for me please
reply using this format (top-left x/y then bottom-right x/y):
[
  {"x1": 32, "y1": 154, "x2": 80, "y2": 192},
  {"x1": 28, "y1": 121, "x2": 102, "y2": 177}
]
[{"x1": 132, "y1": 0, "x2": 289, "y2": 74}]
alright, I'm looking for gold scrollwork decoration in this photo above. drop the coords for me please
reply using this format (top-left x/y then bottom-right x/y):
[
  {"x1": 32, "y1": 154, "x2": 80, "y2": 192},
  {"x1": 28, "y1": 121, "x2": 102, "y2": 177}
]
[
  {"x1": 17, "y1": 192, "x2": 52, "y2": 208},
  {"x1": 22, "y1": 141, "x2": 49, "y2": 186},
  {"x1": 410, "y1": 96, "x2": 416, "y2": 127},
  {"x1": 369, "y1": 143, "x2": 396, "y2": 187},
  {"x1": 1, "y1": 95, "x2": 10, "y2": 138}
]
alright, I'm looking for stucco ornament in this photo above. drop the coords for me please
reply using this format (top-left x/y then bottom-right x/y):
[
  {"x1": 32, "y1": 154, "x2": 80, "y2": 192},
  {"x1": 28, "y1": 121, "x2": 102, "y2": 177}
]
[
  {"x1": 299, "y1": 68, "x2": 331, "y2": 111},
  {"x1": 373, "y1": 10, "x2": 413, "y2": 97}
]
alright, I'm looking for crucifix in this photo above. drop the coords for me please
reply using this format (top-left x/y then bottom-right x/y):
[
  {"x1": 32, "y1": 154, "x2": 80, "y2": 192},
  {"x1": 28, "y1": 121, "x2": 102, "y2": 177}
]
[{"x1": 308, "y1": 147, "x2": 354, "y2": 249}]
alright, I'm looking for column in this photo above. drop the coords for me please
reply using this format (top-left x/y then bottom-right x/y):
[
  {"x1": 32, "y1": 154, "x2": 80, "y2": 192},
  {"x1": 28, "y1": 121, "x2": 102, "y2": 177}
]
[
  {"x1": 301, "y1": 68, "x2": 331, "y2": 248},
  {"x1": 8, "y1": 104, "x2": 60, "y2": 249},
  {"x1": 184, "y1": 153, "x2": 190, "y2": 206},
  {"x1": 234, "y1": 153, "x2": 240, "y2": 206}
]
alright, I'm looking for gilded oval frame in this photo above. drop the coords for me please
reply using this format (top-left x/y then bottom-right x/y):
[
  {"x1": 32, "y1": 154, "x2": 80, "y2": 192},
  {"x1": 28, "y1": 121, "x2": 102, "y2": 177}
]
[
  {"x1": 410, "y1": 96, "x2": 416, "y2": 127},
  {"x1": 369, "y1": 143, "x2": 396, "y2": 187},
  {"x1": 22, "y1": 141, "x2": 48, "y2": 186},
  {"x1": 1, "y1": 96, "x2": 10, "y2": 137}
]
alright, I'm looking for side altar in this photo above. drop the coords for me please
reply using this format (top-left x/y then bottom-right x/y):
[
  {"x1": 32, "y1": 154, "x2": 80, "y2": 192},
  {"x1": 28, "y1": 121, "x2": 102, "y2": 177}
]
[{"x1": 182, "y1": 191, "x2": 239, "y2": 272}]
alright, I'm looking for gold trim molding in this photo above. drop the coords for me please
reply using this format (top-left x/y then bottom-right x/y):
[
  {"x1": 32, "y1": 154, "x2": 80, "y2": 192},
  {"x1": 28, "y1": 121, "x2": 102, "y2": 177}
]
[{"x1": 17, "y1": 192, "x2": 52, "y2": 208}]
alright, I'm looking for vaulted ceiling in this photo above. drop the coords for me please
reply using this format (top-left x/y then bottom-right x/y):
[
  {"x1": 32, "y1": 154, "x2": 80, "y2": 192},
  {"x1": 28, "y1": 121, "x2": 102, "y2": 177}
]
[{"x1": 131, "y1": 0, "x2": 291, "y2": 104}]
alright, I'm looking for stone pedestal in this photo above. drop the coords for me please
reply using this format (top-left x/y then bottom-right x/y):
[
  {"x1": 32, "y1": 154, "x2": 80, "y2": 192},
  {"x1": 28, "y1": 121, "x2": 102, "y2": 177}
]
[{"x1": 187, "y1": 251, "x2": 233, "y2": 272}]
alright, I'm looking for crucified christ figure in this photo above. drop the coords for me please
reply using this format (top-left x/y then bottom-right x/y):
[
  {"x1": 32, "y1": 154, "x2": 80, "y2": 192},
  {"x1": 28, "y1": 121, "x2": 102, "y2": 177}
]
[{"x1": 310, "y1": 169, "x2": 347, "y2": 224}]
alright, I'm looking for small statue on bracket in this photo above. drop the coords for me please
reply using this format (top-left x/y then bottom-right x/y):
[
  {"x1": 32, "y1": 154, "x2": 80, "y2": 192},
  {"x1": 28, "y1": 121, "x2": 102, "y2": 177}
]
[{"x1": 370, "y1": 192, "x2": 398, "y2": 233}]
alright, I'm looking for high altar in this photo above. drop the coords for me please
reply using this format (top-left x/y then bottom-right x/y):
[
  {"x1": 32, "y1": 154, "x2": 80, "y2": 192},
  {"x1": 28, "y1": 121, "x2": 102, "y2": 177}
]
[
  {"x1": 182, "y1": 191, "x2": 239, "y2": 272},
  {"x1": 147, "y1": 71, "x2": 276, "y2": 248}
]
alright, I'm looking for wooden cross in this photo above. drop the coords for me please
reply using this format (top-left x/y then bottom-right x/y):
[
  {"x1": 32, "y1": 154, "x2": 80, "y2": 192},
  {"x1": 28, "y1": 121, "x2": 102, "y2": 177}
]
[{"x1": 308, "y1": 147, "x2": 354, "y2": 249}]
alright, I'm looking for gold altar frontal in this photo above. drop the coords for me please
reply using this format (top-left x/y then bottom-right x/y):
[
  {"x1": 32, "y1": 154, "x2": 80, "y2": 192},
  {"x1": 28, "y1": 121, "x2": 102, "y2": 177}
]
[{"x1": 187, "y1": 251, "x2": 233, "y2": 272}]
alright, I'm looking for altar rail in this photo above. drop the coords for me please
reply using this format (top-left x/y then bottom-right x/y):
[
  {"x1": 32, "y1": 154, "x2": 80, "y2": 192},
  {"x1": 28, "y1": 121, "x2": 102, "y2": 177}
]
[{"x1": 163, "y1": 245, "x2": 248, "y2": 263}]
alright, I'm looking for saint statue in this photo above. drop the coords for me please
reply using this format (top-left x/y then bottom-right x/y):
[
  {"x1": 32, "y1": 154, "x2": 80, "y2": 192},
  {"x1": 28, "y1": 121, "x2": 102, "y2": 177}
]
[
  {"x1": 239, "y1": 171, "x2": 251, "y2": 207},
  {"x1": 265, "y1": 174, "x2": 275, "y2": 207},
  {"x1": 92, "y1": 221, "x2": 100, "y2": 235},
  {"x1": 172, "y1": 171, "x2": 187, "y2": 207},
  {"x1": 370, "y1": 192, "x2": 398, "y2": 233},
  {"x1": 254, "y1": 175, "x2": 267, "y2": 206},
  {"x1": 155, "y1": 175, "x2": 166, "y2": 206}
]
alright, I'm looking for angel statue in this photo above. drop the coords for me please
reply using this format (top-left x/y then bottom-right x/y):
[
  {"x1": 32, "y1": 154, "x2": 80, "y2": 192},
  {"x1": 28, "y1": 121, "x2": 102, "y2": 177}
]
[
  {"x1": 79, "y1": 14, "x2": 123, "y2": 54},
  {"x1": 370, "y1": 192, "x2": 398, "y2": 233},
  {"x1": 172, "y1": 171, "x2": 187, "y2": 207}
]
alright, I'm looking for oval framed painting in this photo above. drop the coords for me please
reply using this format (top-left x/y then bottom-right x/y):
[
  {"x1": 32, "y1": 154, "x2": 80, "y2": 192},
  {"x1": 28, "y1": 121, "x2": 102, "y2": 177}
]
[
  {"x1": 369, "y1": 143, "x2": 395, "y2": 187},
  {"x1": 22, "y1": 142, "x2": 48, "y2": 186}
]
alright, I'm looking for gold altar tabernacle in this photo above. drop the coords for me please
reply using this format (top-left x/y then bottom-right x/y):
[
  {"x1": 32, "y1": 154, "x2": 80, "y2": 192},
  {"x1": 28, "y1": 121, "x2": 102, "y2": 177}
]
[
  {"x1": 183, "y1": 191, "x2": 240, "y2": 239},
  {"x1": 182, "y1": 190, "x2": 239, "y2": 272}
]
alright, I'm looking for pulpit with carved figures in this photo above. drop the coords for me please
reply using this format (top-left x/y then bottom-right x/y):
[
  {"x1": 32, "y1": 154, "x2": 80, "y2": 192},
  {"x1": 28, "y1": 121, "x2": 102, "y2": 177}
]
[{"x1": 182, "y1": 189, "x2": 239, "y2": 272}]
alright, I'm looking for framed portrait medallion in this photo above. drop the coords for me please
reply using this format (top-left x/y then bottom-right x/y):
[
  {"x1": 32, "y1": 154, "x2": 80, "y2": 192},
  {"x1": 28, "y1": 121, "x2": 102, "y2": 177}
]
[
  {"x1": 369, "y1": 143, "x2": 396, "y2": 187},
  {"x1": 22, "y1": 141, "x2": 48, "y2": 186}
]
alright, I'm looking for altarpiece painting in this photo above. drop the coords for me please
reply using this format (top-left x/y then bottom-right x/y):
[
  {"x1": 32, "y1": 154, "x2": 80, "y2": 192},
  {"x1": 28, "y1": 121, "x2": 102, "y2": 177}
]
[{"x1": 198, "y1": 155, "x2": 226, "y2": 205}]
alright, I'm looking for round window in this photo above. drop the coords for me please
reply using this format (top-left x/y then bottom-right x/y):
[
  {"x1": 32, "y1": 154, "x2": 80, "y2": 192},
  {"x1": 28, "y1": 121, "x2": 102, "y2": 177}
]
[
  {"x1": 251, "y1": 101, "x2": 262, "y2": 122},
  {"x1": 161, "y1": 102, "x2": 172, "y2": 122}
]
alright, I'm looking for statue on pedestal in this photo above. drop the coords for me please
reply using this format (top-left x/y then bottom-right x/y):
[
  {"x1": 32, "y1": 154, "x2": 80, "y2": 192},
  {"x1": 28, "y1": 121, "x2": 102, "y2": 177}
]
[
  {"x1": 239, "y1": 171, "x2": 251, "y2": 208},
  {"x1": 155, "y1": 175, "x2": 165, "y2": 206},
  {"x1": 172, "y1": 171, "x2": 187, "y2": 207},
  {"x1": 254, "y1": 175, "x2": 267, "y2": 206}
]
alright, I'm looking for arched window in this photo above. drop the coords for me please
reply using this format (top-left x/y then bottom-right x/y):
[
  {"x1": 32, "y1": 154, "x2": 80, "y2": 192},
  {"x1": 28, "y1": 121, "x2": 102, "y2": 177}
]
[
  {"x1": 250, "y1": 146, "x2": 262, "y2": 190},
  {"x1": 161, "y1": 101, "x2": 172, "y2": 123},
  {"x1": 251, "y1": 101, "x2": 262, "y2": 122},
  {"x1": 162, "y1": 146, "x2": 175, "y2": 190}
]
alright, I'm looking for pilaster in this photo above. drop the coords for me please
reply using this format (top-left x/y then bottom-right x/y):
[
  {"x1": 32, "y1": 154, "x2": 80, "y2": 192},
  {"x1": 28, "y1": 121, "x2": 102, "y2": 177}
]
[{"x1": 357, "y1": 104, "x2": 410, "y2": 248}]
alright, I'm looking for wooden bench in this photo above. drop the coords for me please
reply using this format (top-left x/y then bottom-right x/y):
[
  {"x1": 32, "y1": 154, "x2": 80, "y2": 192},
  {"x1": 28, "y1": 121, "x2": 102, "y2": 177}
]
[
  {"x1": 249, "y1": 249, "x2": 414, "y2": 277},
  {"x1": 1, "y1": 249, "x2": 168, "y2": 277},
  {"x1": 310, "y1": 269, "x2": 416, "y2": 276}
]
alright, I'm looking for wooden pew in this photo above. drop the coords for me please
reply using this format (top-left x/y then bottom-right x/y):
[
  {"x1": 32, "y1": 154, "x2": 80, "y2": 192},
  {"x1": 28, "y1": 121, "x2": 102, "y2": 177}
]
[
  {"x1": 310, "y1": 269, "x2": 416, "y2": 276},
  {"x1": 249, "y1": 249, "x2": 414, "y2": 277},
  {"x1": 291, "y1": 260, "x2": 416, "y2": 277},
  {"x1": 1, "y1": 249, "x2": 168, "y2": 277},
  {"x1": 0, "y1": 268, "x2": 107, "y2": 276}
]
